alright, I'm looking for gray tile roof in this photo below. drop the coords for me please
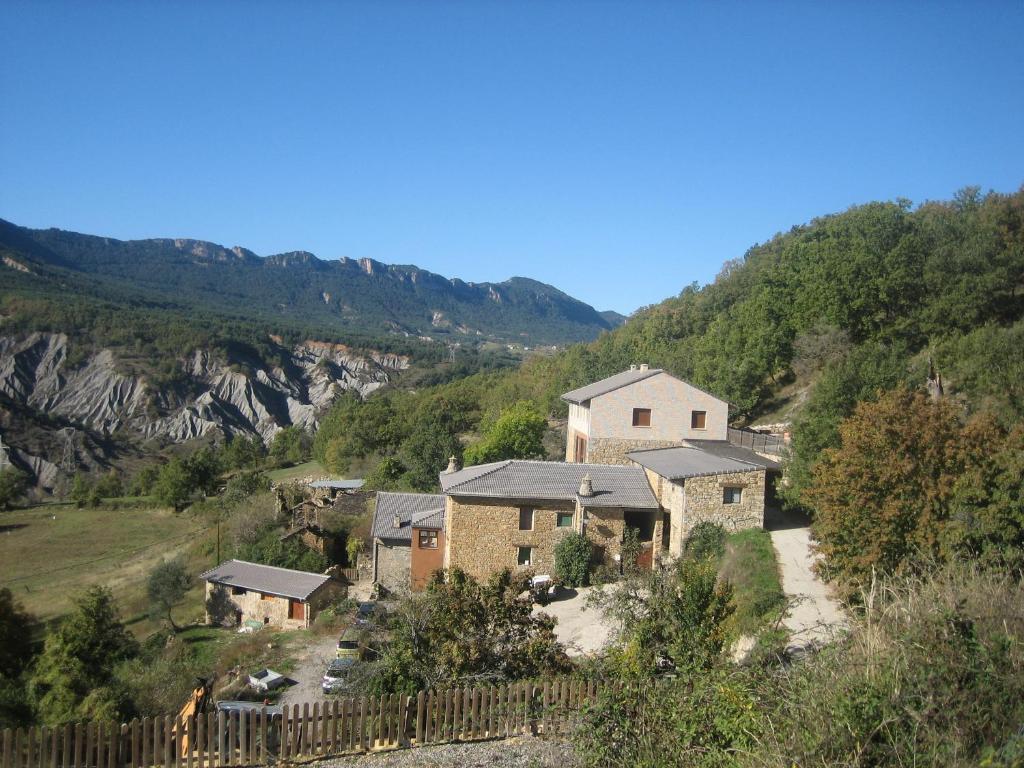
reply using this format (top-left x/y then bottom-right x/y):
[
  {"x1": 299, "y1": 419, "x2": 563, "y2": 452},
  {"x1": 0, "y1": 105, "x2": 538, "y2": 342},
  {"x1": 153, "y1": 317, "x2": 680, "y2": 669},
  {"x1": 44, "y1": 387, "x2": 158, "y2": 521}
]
[
  {"x1": 441, "y1": 460, "x2": 659, "y2": 509},
  {"x1": 682, "y1": 440, "x2": 782, "y2": 470},
  {"x1": 560, "y1": 368, "x2": 663, "y2": 405},
  {"x1": 627, "y1": 445, "x2": 768, "y2": 481},
  {"x1": 309, "y1": 479, "x2": 365, "y2": 490},
  {"x1": 199, "y1": 560, "x2": 331, "y2": 601},
  {"x1": 372, "y1": 492, "x2": 446, "y2": 543}
]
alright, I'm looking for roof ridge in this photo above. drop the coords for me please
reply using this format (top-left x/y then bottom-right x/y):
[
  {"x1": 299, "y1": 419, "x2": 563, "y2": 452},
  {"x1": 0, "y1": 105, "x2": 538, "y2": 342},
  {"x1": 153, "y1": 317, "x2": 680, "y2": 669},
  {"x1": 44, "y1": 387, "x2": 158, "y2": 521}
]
[
  {"x1": 222, "y1": 559, "x2": 330, "y2": 579},
  {"x1": 444, "y1": 459, "x2": 513, "y2": 491}
]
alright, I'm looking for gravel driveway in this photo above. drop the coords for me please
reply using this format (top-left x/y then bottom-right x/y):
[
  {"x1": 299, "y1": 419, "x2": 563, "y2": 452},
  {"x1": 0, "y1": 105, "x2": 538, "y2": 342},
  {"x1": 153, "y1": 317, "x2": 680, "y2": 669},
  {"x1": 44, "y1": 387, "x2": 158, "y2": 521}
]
[
  {"x1": 533, "y1": 586, "x2": 613, "y2": 656},
  {"x1": 766, "y1": 507, "x2": 847, "y2": 651},
  {"x1": 278, "y1": 633, "x2": 339, "y2": 706},
  {"x1": 320, "y1": 736, "x2": 575, "y2": 768}
]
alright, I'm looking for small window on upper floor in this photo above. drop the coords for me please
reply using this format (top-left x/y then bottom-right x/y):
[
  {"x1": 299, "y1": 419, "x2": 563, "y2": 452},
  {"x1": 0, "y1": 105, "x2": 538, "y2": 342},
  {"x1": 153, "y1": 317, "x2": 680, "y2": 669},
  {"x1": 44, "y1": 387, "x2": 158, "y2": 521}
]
[
  {"x1": 557, "y1": 512, "x2": 574, "y2": 528},
  {"x1": 691, "y1": 410, "x2": 707, "y2": 430},
  {"x1": 519, "y1": 507, "x2": 534, "y2": 531},
  {"x1": 418, "y1": 530, "x2": 438, "y2": 549},
  {"x1": 632, "y1": 408, "x2": 652, "y2": 427}
]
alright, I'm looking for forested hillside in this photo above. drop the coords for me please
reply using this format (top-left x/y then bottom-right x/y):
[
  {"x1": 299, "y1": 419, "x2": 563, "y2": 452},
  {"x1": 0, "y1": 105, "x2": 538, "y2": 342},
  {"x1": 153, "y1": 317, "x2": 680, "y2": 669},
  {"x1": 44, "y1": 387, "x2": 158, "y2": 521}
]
[
  {"x1": 314, "y1": 187, "x2": 1024, "y2": 499},
  {"x1": 0, "y1": 218, "x2": 620, "y2": 351}
]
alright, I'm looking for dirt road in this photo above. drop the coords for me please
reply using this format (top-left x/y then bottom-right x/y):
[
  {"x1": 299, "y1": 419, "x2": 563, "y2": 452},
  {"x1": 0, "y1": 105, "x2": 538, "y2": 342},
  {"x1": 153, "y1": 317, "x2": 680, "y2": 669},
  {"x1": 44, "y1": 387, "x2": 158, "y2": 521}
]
[{"x1": 278, "y1": 633, "x2": 339, "y2": 706}]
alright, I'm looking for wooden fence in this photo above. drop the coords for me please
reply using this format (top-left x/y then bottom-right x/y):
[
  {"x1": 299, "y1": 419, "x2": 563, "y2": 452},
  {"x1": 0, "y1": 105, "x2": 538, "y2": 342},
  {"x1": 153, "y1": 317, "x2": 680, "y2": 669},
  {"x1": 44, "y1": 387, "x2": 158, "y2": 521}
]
[{"x1": 1, "y1": 678, "x2": 604, "y2": 768}]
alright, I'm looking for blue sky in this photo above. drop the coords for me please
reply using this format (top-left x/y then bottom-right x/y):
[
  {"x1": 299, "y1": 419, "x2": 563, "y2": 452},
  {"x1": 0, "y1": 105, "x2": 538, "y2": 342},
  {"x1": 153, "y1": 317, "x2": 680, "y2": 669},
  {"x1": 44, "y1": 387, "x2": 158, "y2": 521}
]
[{"x1": 2, "y1": 2, "x2": 1022, "y2": 315}]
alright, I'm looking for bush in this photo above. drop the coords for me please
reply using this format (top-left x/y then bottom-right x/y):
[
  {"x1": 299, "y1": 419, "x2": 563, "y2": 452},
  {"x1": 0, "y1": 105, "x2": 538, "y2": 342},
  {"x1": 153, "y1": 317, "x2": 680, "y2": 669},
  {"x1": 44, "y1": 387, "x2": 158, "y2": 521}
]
[
  {"x1": 554, "y1": 532, "x2": 592, "y2": 587},
  {"x1": 753, "y1": 564, "x2": 1024, "y2": 766},
  {"x1": 683, "y1": 522, "x2": 726, "y2": 561},
  {"x1": 575, "y1": 671, "x2": 760, "y2": 768}
]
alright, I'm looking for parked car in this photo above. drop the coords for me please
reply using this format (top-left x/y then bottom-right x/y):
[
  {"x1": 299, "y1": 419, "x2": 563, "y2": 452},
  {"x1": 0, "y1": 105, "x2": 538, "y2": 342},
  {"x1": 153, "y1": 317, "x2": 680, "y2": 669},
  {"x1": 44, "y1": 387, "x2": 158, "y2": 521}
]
[
  {"x1": 336, "y1": 626, "x2": 365, "y2": 660},
  {"x1": 354, "y1": 602, "x2": 378, "y2": 626},
  {"x1": 322, "y1": 658, "x2": 357, "y2": 694}
]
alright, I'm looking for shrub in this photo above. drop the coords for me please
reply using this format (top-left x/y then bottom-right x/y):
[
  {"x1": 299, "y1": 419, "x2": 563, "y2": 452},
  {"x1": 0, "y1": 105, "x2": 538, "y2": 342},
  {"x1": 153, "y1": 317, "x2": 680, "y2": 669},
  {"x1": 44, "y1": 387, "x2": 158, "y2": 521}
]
[
  {"x1": 575, "y1": 671, "x2": 760, "y2": 768},
  {"x1": 752, "y1": 564, "x2": 1024, "y2": 766},
  {"x1": 554, "y1": 532, "x2": 592, "y2": 587},
  {"x1": 683, "y1": 522, "x2": 727, "y2": 561}
]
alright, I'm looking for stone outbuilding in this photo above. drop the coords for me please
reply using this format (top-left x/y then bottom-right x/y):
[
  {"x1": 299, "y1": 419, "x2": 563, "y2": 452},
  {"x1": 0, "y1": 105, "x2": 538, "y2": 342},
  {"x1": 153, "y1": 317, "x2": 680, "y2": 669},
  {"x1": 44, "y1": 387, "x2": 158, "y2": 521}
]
[
  {"x1": 371, "y1": 491, "x2": 447, "y2": 594},
  {"x1": 627, "y1": 442, "x2": 781, "y2": 556},
  {"x1": 201, "y1": 559, "x2": 345, "y2": 630},
  {"x1": 439, "y1": 459, "x2": 662, "y2": 580}
]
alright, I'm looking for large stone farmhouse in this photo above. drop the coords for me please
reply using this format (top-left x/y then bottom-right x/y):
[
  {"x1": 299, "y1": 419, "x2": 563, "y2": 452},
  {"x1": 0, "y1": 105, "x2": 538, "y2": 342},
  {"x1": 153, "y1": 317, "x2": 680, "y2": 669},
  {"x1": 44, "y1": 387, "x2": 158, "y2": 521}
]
[{"x1": 370, "y1": 366, "x2": 781, "y2": 593}]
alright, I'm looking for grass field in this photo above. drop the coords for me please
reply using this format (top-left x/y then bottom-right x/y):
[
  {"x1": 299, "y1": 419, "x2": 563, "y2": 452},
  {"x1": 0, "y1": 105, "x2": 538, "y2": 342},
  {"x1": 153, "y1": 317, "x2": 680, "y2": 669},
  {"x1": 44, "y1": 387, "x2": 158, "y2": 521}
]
[
  {"x1": 265, "y1": 460, "x2": 328, "y2": 483},
  {"x1": 0, "y1": 504, "x2": 217, "y2": 634},
  {"x1": 719, "y1": 528, "x2": 786, "y2": 636}
]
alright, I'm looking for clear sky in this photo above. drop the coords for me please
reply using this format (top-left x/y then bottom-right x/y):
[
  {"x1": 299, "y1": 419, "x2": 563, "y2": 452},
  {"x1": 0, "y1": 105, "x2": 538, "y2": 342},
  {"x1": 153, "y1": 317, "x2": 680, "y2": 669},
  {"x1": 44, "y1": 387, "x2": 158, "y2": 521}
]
[{"x1": 2, "y1": 2, "x2": 1022, "y2": 315}]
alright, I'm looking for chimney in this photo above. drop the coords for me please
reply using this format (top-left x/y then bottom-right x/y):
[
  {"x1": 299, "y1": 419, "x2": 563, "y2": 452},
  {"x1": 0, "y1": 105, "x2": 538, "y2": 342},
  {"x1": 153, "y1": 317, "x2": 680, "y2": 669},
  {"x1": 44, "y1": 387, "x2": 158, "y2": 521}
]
[
  {"x1": 393, "y1": 515, "x2": 402, "y2": 529},
  {"x1": 578, "y1": 473, "x2": 593, "y2": 497},
  {"x1": 639, "y1": 363, "x2": 649, "y2": 371},
  {"x1": 629, "y1": 364, "x2": 637, "y2": 371},
  {"x1": 444, "y1": 455, "x2": 459, "y2": 474}
]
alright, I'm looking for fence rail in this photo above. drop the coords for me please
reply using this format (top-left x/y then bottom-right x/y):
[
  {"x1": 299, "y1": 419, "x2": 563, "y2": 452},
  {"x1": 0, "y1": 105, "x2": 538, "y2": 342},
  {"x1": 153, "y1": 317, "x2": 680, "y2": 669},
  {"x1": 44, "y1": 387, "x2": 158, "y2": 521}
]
[
  {"x1": 727, "y1": 427, "x2": 787, "y2": 456},
  {"x1": 1, "y1": 678, "x2": 604, "y2": 768}
]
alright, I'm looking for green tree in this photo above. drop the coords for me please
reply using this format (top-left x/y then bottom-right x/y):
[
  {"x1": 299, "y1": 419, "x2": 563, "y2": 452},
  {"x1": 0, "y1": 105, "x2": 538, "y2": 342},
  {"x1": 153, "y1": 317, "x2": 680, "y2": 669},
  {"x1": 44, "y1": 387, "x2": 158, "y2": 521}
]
[
  {"x1": 593, "y1": 557, "x2": 734, "y2": 676},
  {"x1": 222, "y1": 435, "x2": 266, "y2": 470},
  {"x1": 153, "y1": 458, "x2": 194, "y2": 511},
  {"x1": 146, "y1": 558, "x2": 193, "y2": 631},
  {"x1": 371, "y1": 568, "x2": 570, "y2": 694},
  {"x1": 93, "y1": 470, "x2": 123, "y2": 500},
  {"x1": 554, "y1": 532, "x2": 592, "y2": 587},
  {"x1": 399, "y1": 409, "x2": 463, "y2": 492},
  {"x1": 30, "y1": 587, "x2": 138, "y2": 725},
  {"x1": 0, "y1": 468, "x2": 28, "y2": 510},
  {"x1": 0, "y1": 588, "x2": 37, "y2": 728},
  {"x1": 804, "y1": 386, "x2": 995, "y2": 597},
  {"x1": 463, "y1": 400, "x2": 547, "y2": 465},
  {"x1": 68, "y1": 473, "x2": 93, "y2": 508},
  {"x1": 269, "y1": 426, "x2": 311, "y2": 466}
]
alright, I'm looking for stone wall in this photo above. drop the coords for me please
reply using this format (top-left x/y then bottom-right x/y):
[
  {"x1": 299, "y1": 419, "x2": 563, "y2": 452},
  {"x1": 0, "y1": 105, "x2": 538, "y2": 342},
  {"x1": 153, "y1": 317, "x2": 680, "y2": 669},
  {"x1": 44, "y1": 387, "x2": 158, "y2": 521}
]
[
  {"x1": 583, "y1": 506, "x2": 662, "y2": 569},
  {"x1": 681, "y1": 470, "x2": 765, "y2": 540},
  {"x1": 373, "y1": 539, "x2": 412, "y2": 595},
  {"x1": 445, "y1": 497, "x2": 577, "y2": 581},
  {"x1": 587, "y1": 438, "x2": 678, "y2": 465},
  {"x1": 639, "y1": 465, "x2": 765, "y2": 558},
  {"x1": 204, "y1": 579, "x2": 342, "y2": 629}
]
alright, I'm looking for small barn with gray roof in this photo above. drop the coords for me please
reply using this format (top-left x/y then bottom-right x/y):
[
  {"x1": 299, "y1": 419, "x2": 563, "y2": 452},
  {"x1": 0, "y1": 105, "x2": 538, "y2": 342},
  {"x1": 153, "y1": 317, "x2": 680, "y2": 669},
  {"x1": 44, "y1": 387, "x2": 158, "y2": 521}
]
[{"x1": 201, "y1": 559, "x2": 344, "y2": 629}]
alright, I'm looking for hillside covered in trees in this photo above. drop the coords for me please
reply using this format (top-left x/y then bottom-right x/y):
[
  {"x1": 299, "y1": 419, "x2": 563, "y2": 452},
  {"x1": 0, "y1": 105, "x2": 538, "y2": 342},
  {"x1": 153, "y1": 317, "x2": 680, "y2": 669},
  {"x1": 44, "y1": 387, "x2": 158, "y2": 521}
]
[{"x1": 314, "y1": 186, "x2": 1024, "y2": 498}]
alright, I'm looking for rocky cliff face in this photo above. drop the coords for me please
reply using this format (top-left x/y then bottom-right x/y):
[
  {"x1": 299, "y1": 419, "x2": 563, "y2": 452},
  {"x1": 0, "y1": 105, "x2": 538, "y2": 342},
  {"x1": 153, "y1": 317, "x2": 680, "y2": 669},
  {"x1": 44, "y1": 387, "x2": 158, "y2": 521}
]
[{"x1": 0, "y1": 333, "x2": 408, "y2": 487}]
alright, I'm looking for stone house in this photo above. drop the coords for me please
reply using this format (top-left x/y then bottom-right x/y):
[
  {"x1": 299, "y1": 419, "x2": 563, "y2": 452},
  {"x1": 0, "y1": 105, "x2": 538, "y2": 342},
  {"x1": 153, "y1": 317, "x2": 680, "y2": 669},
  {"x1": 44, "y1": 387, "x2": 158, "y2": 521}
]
[
  {"x1": 439, "y1": 459, "x2": 662, "y2": 580},
  {"x1": 371, "y1": 492, "x2": 446, "y2": 594},
  {"x1": 201, "y1": 559, "x2": 345, "y2": 630},
  {"x1": 562, "y1": 365, "x2": 731, "y2": 465},
  {"x1": 627, "y1": 443, "x2": 780, "y2": 556}
]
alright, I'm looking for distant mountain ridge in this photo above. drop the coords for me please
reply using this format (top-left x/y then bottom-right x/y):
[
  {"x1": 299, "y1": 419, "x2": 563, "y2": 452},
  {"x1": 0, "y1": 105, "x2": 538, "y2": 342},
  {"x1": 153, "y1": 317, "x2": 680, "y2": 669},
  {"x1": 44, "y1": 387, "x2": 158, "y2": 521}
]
[{"x1": 0, "y1": 218, "x2": 621, "y2": 345}]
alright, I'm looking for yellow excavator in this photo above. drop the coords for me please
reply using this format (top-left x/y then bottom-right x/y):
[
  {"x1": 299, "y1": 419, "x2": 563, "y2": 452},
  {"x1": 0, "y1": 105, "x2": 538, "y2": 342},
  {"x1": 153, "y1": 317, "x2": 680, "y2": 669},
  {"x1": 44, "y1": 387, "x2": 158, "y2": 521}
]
[{"x1": 175, "y1": 678, "x2": 215, "y2": 757}]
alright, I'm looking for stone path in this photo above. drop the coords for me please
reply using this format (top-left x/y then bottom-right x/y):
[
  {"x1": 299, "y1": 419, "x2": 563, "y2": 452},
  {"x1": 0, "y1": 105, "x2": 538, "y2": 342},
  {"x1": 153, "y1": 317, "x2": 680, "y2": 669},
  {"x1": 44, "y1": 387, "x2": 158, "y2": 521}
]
[{"x1": 766, "y1": 507, "x2": 847, "y2": 651}]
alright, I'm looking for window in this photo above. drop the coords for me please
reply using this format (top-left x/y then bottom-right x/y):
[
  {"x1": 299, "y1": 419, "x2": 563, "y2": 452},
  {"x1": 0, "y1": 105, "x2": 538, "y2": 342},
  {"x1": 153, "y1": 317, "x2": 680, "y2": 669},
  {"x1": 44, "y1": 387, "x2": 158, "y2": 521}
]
[
  {"x1": 260, "y1": 593, "x2": 275, "y2": 601},
  {"x1": 418, "y1": 530, "x2": 438, "y2": 549},
  {"x1": 632, "y1": 408, "x2": 652, "y2": 427},
  {"x1": 691, "y1": 410, "x2": 707, "y2": 430},
  {"x1": 517, "y1": 546, "x2": 533, "y2": 566},
  {"x1": 289, "y1": 600, "x2": 305, "y2": 621},
  {"x1": 723, "y1": 487, "x2": 743, "y2": 504},
  {"x1": 557, "y1": 512, "x2": 574, "y2": 528},
  {"x1": 232, "y1": 586, "x2": 247, "y2": 596},
  {"x1": 519, "y1": 507, "x2": 534, "y2": 531},
  {"x1": 574, "y1": 434, "x2": 587, "y2": 463}
]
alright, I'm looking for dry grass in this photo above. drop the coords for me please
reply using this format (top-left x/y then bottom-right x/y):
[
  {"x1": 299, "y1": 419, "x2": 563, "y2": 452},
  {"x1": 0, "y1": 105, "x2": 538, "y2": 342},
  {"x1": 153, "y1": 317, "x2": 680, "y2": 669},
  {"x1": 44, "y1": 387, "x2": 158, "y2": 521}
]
[{"x1": 0, "y1": 503, "x2": 217, "y2": 635}]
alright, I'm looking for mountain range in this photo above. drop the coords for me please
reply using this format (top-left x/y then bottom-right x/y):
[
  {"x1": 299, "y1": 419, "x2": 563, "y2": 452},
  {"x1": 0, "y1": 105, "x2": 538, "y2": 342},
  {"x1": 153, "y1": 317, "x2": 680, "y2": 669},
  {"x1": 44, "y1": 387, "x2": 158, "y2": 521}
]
[{"x1": 0, "y1": 219, "x2": 625, "y2": 346}]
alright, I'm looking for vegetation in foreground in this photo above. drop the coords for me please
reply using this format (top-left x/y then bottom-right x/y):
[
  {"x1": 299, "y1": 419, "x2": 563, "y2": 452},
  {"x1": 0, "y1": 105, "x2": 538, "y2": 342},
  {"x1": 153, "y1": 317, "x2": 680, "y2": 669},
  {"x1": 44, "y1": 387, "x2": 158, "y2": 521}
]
[{"x1": 575, "y1": 564, "x2": 1024, "y2": 768}]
